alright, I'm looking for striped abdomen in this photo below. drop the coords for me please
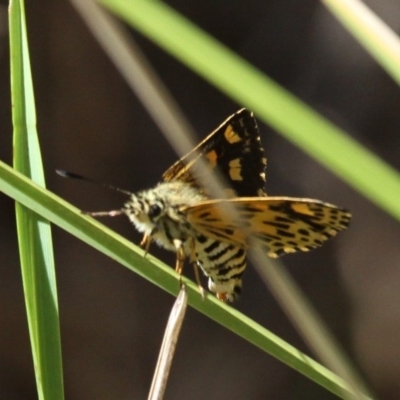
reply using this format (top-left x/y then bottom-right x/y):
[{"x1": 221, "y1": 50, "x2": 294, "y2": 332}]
[{"x1": 195, "y1": 234, "x2": 246, "y2": 302}]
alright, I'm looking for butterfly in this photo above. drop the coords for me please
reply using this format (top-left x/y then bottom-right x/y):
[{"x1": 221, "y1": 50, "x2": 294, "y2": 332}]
[{"x1": 60, "y1": 109, "x2": 351, "y2": 302}]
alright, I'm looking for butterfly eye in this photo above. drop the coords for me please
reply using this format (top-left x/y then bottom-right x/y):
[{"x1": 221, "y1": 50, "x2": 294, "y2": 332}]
[{"x1": 148, "y1": 203, "x2": 162, "y2": 219}]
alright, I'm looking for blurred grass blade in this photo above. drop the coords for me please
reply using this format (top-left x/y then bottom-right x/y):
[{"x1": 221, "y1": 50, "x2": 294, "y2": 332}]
[
  {"x1": 0, "y1": 161, "x2": 371, "y2": 399},
  {"x1": 99, "y1": 0, "x2": 400, "y2": 223},
  {"x1": 9, "y1": 0, "x2": 64, "y2": 399},
  {"x1": 148, "y1": 285, "x2": 188, "y2": 400},
  {"x1": 323, "y1": 0, "x2": 400, "y2": 86}
]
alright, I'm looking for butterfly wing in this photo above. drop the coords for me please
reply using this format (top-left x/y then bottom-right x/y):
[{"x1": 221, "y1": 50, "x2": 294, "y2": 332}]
[
  {"x1": 162, "y1": 109, "x2": 267, "y2": 197},
  {"x1": 182, "y1": 198, "x2": 352, "y2": 258}
]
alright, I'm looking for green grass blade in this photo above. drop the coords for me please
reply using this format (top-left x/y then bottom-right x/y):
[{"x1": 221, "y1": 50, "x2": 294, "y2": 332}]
[
  {"x1": 9, "y1": 0, "x2": 64, "y2": 398},
  {"x1": 98, "y1": 0, "x2": 400, "y2": 223},
  {"x1": 0, "y1": 161, "x2": 370, "y2": 399},
  {"x1": 323, "y1": 0, "x2": 400, "y2": 86}
]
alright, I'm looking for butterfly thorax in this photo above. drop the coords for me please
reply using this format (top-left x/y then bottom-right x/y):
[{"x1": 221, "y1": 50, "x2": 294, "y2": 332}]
[{"x1": 123, "y1": 181, "x2": 206, "y2": 252}]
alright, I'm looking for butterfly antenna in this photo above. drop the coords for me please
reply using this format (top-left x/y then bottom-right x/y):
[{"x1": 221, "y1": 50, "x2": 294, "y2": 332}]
[
  {"x1": 56, "y1": 170, "x2": 128, "y2": 218},
  {"x1": 56, "y1": 169, "x2": 133, "y2": 196}
]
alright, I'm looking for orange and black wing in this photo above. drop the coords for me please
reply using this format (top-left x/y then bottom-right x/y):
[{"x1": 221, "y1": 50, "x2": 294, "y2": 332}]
[
  {"x1": 162, "y1": 109, "x2": 267, "y2": 198},
  {"x1": 182, "y1": 197, "x2": 352, "y2": 257}
]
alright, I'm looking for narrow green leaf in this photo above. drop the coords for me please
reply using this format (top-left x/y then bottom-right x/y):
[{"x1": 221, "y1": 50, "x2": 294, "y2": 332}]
[
  {"x1": 0, "y1": 161, "x2": 371, "y2": 399},
  {"x1": 9, "y1": 0, "x2": 64, "y2": 398},
  {"x1": 99, "y1": 0, "x2": 400, "y2": 222}
]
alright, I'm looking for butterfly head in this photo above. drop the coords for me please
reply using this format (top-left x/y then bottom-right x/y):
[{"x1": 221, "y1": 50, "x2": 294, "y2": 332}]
[
  {"x1": 123, "y1": 191, "x2": 167, "y2": 234},
  {"x1": 121, "y1": 182, "x2": 204, "y2": 245}
]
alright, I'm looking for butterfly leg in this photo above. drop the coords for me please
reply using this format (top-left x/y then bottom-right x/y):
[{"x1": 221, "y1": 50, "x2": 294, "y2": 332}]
[
  {"x1": 189, "y1": 239, "x2": 206, "y2": 299},
  {"x1": 140, "y1": 233, "x2": 152, "y2": 257},
  {"x1": 193, "y1": 264, "x2": 206, "y2": 299},
  {"x1": 173, "y1": 239, "x2": 185, "y2": 277}
]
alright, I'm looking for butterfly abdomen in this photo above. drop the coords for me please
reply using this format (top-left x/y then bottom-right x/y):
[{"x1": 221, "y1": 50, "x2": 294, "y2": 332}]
[{"x1": 195, "y1": 234, "x2": 246, "y2": 301}]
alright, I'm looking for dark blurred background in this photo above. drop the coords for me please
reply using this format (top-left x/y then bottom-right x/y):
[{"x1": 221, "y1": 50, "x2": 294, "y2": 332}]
[{"x1": 1, "y1": 1, "x2": 400, "y2": 399}]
